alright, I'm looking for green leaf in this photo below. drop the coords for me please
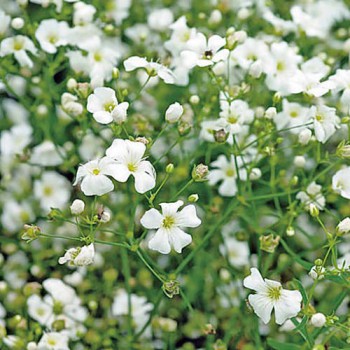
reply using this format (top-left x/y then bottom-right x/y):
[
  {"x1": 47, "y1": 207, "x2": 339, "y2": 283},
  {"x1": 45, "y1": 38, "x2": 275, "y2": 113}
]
[{"x1": 267, "y1": 338, "x2": 301, "y2": 350}]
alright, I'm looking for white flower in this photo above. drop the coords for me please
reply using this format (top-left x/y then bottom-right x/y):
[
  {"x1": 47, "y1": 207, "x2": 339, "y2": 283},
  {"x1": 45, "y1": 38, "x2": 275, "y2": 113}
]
[
  {"x1": 27, "y1": 294, "x2": 54, "y2": 326},
  {"x1": 59, "y1": 244, "x2": 95, "y2": 266},
  {"x1": 243, "y1": 268, "x2": 302, "y2": 324},
  {"x1": 337, "y1": 217, "x2": 350, "y2": 235},
  {"x1": 73, "y1": 2, "x2": 96, "y2": 26},
  {"x1": 289, "y1": 57, "x2": 334, "y2": 97},
  {"x1": 165, "y1": 102, "x2": 183, "y2": 123},
  {"x1": 124, "y1": 56, "x2": 175, "y2": 84},
  {"x1": 274, "y1": 99, "x2": 310, "y2": 133},
  {"x1": 208, "y1": 155, "x2": 247, "y2": 197},
  {"x1": 30, "y1": 141, "x2": 64, "y2": 166},
  {"x1": 37, "y1": 332, "x2": 69, "y2": 350},
  {"x1": 298, "y1": 129, "x2": 312, "y2": 145},
  {"x1": 35, "y1": 19, "x2": 69, "y2": 54},
  {"x1": 61, "y1": 93, "x2": 83, "y2": 117},
  {"x1": 73, "y1": 157, "x2": 120, "y2": 196},
  {"x1": 87, "y1": 87, "x2": 129, "y2": 124},
  {"x1": 105, "y1": 139, "x2": 156, "y2": 194},
  {"x1": 311, "y1": 313, "x2": 326, "y2": 327},
  {"x1": 70, "y1": 199, "x2": 85, "y2": 215},
  {"x1": 0, "y1": 10, "x2": 10, "y2": 36},
  {"x1": 148, "y1": 8, "x2": 173, "y2": 31},
  {"x1": 181, "y1": 32, "x2": 229, "y2": 68},
  {"x1": 34, "y1": 171, "x2": 71, "y2": 214},
  {"x1": 0, "y1": 123, "x2": 32, "y2": 157},
  {"x1": 0, "y1": 35, "x2": 37, "y2": 67},
  {"x1": 332, "y1": 167, "x2": 350, "y2": 199},
  {"x1": 309, "y1": 105, "x2": 340, "y2": 144},
  {"x1": 220, "y1": 236, "x2": 249, "y2": 268},
  {"x1": 296, "y1": 181, "x2": 325, "y2": 210},
  {"x1": 140, "y1": 200, "x2": 201, "y2": 254},
  {"x1": 112, "y1": 289, "x2": 152, "y2": 334},
  {"x1": 328, "y1": 69, "x2": 350, "y2": 113}
]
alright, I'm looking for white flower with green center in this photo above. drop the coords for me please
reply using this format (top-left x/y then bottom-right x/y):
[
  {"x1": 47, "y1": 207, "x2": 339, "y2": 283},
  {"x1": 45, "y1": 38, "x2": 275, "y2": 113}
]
[
  {"x1": 0, "y1": 35, "x2": 37, "y2": 68},
  {"x1": 35, "y1": 19, "x2": 69, "y2": 54},
  {"x1": 87, "y1": 87, "x2": 129, "y2": 124},
  {"x1": 105, "y1": 139, "x2": 156, "y2": 194},
  {"x1": 73, "y1": 157, "x2": 120, "y2": 196},
  {"x1": 208, "y1": 154, "x2": 247, "y2": 197},
  {"x1": 243, "y1": 268, "x2": 302, "y2": 325},
  {"x1": 309, "y1": 104, "x2": 340, "y2": 144},
  {"x1": 140, "y1": 200, "x2": 201, "y2": 254},
  {"x1": 37, "y1": 332, "x2": 69, "y2": 350}
]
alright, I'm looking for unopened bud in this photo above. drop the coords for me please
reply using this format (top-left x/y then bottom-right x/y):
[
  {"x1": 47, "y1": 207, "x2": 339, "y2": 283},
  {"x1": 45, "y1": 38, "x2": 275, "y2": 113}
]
[
  {"x1": 259, "y1": 234, "x2": 280, "y2": 253},
  {"x1": 192, "y1": 164, "x2": 209, "y2": 182},
  {"x1": 188, "y1": 194, "x2": 199, "y2": 202},
  {"x1": 309, "y1": 203, "x2": 319, "y2": 217},
  {"x1": 166, "y1": 163, "x2": 174, "y2": 173}
]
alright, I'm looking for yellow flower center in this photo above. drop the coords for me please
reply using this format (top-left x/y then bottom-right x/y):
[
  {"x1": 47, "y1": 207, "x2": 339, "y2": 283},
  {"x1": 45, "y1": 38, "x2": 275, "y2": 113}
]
[
  {"x1": 92, "y1": 168, "x2": 100, "y2": 175},
  {"x1": 36, "y1": 307, "x2": 46, "y2": 316},
  {"x1": 94, "y1": 52, "x2": 103, "y2": 62},
  {"x1": 20, "y1": 211, "x2": 30, "y2": 222},
  {"x1": 48, "y1": 339, "x2": 57, "y2": 346},
  {"x1": 163, "y1": 216, "x2": 175, "y2": 229},
  {"x1": 276, "y1": 61, "x2": 285, "y2": 72},
  {"x1": 267, "y1": 286, "x2": 282, "y2": 301},
  {"x1": 104, "y1": 101, "x2": 116, "y2": 112},
  {"x1": 290, "y1": 111, "x2": 298, "y2": 118},
  {"x1": 226, "y1": 168, "x2": 235, "y2": 177},
  {"x1": 228, "y1": 115, "x2": 238, "y2": 124},
  {"x1": 315, "y1": 114, "x2": 323, "y2": 122},
  {"x1": 127, "y1": 163, "x2": 137, "y2": 172},
  {"x1": 43, "y1": 186, "x2": 53, "y2": 196},
  {"x1": 48, "y1": 35, "x2": 58, "y2": 44},
  {"x1": 13, "y1": 40, "x2": 24, "y2": 51}
]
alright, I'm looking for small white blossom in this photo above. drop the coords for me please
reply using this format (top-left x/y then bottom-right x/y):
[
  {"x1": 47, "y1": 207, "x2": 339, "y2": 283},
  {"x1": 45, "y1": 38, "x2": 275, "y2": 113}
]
[
  {"x1": 87, "y1": 87, "x2": 129, "y2": 124},
  {"x1": 105, "y1": 139, "x2": 156, "y2": 194},
  {"x1": 73, "y1": 157, "x2": 120, "y2": 196},
  {"x1": 0, "y1": 35, "x2": 37, "y2": 68},
  {"x1": 165, "y1": 102, "x2": 183, "y2": 123},
  {"x1": 140, "y1": 200, "x2": 201, "y2": 254},
  {"x1": 243, "y1": 268, "x2": 302, "y2": 324},
  {"x1": 37, "y1": 332, "x2": 69, "y2": 350}
]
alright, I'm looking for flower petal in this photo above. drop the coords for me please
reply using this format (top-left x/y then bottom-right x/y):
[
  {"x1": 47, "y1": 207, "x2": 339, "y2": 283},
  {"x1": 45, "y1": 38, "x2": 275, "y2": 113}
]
[
  {"x1": 148, "y1": 228, "x2": 171, "y2": 254},
  {"x1": 175, "y1": 205, "x2": 201, "y2": 227},
  {"x1": 243, "y1": 268, "x2": 267, "y2": 293},
  {"x1": 80, "y1": 174, "x2": 114, "y2": 196},
  {"x1": 248, "y1": 294, "x2": 273, "y2": 324},
  {"x1": 140, "y1": 208, "x2": 163, "y2": 229},
  {"x1": 160, "y1": 200, "x2": 184, "y2": 216},
  {"x1": 274, "y1": 290, "x2": 302, "y2": 325},
  {"x1": 168, "y1": 227, "x2": 192, "y2": 253}
]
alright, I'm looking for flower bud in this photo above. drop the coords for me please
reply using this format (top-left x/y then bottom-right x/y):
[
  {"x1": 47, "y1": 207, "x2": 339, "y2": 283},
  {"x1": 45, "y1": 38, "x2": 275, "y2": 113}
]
[
  {"x1": 286, "y1": 226, "x2": 295, "y2": 236},
  {"x1": 298, "y1": 129, "x2": 312, "y2": 145},
  {"x1": 166, "y1": 163, "x2": 174, "y2": 174},
  {"x1": 27, "y1": 342, "x2": 37, "y2": 350},
  {"x1": 249, "y1": 168, "x2": 261, "y2": 181},
  {"x1": 214, "y1": 129, "x2": 228, "y2": 143},
  {"x1": 189, "y1": 95, "x2": 200, "y2": 104},
  {"x1": 165, "y1": 102, "x2": 184, "y2": 123},
  {"x1": 309, "y1": 265, "x2": 325, "y2": 280},
  {"x1": 11, "y1": 17, "x2": 24, "y2": 30},
  {"x1": 112, "y1": 67, "x2": 119, "y2": 79},
  {"x1": 188, "y1": 194, "x2": 199, "y2": 203},
  {"x1": 309, "y1": 203, "x2": 319, "y2": 217},
  {"x1": 336, "y1": 141, "x2": 350, "y2": 159},
  {"x1": 311, "y1": 313, "x2": 326, "y2": 328},
  {"x1": 67, "y1": 78, "x2": 77, "y2": 90},
  {"x1": 22, "y1": 225, "x2": 40, "y2": 243},
  {"x1": 208, "y1": 10, "x2": 222, "y2": 25},
  {"x1": 70, "y1": 199, "x2": 85, "y2": 215},
  {"x1": 192, "y1": 164, "x2": 209, "y2": 182},
  {"x1": 264, "y1": 107, "x2": 277, "y2": 119},
  {"x1": 162, "y1": 280, "x2": 180, "y2": 298},
  {"x1": 294, "y1": 156, "x2": 306, "y2": 168},
  {"x1": 336, "y1": 217, "x2": 350, "y2": 235},
  {"x1": 100, "y1": 211, "x2": 111, "y2": 223},
  {"x1": 259, "y1": 234, "x2": 280, "y2": 253}
]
